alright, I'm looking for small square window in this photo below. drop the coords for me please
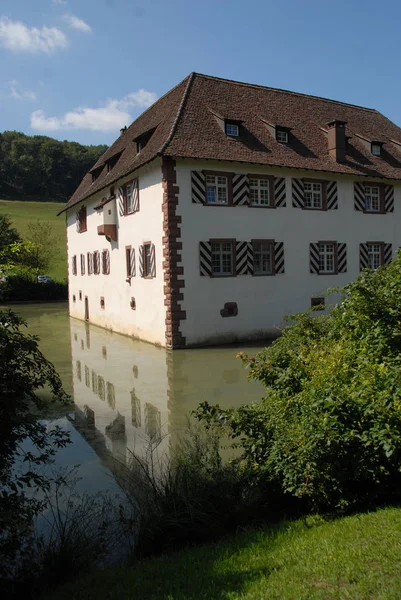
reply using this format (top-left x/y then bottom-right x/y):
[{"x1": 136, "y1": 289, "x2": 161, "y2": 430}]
[
  {"x1": 311, "y1": 297, "x2": 325, "y2": 310},
  {"x1": 276, "y1": 130, "x2": 288, "y2": 143},
  {"x1": 225, "y1": 122, "x2": 239, "y2": 137},
  {"x1": 371, "y1": 143, "x2": 381, "y2": 156}
]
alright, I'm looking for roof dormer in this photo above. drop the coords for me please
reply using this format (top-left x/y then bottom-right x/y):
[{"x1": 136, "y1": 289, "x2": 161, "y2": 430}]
[
  {"x1": 355, "y1": 133, "x2": 383, "y2": 156},
  {"x1": 261, "y1": 118, "x2": 292, "y2": 144}
]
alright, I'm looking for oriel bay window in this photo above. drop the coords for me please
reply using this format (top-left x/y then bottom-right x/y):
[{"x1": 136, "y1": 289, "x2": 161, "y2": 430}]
[
  {"x1": 252, "y1": 240, "x2": 274, "y2": 275},
  {"x1": 211, "y1": 240, "x2": 235, "y2": 276}
]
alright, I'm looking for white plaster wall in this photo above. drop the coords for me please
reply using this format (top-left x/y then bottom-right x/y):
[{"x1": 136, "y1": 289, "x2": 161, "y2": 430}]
[
  {"x1": 67, "y1": 159, "x2": 166, "y2": 345},
  {"x1": 176, "y1": 159, "x2": 401, "y2": 346}
]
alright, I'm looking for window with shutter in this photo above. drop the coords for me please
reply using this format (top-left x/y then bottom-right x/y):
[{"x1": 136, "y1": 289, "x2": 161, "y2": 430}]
[
  {"x1": 80, "y1": 254, "x2": 85, "y2": 275},
  {"x1": 125, "y1": 246, "x2": 136, "y2": 278},
  {"x1": 102, "y1": 249, "x2": 110, "y2": 274},
  {"x1": 93, "y1": 251, "x2": 100, "y2": 275},
  {"x1": 142, "y1": 242, "x2": 156, "y2": 278},
  {"x1": 210, "y1": 240, "x2": 235, "y2": 276},
  {"x1": 72, "y1": 255, "x2": 77, "y2": 275}
]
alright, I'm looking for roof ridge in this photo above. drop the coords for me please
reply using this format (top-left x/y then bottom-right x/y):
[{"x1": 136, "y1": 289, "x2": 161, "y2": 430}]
[
  {"x1": 158, "y1": 72, "x2": 196, "y2": 155},
  {"x1": 192, "y1": 72, "x2": 377, "y2": 114}
]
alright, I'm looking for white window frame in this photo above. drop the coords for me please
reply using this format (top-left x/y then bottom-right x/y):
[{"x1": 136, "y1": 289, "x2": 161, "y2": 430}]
[
  {"x1": 304, "y1": 182, "x2": 323, "y2": 209},
  {"x1": 206, "y1": 175, "x2": 228, "y2": 205},
  {"x1": 249, "y1": 178, "x2": 271, "y2": 206},
  {"x1": 367, "y1": 243, "x2": 382, "y2": 270},
  {"x1": 276, "y1": 130, "x2": 288, "y2": 143},
  {"x1": 225, "y1": 122, "x2": 239, "y2": 137},
  {"x1": 211, "y1": 241, "x2": 234, "y2": 276},
  {"x1": 318, "y1": 243, "x2": 336, "y2": 274},
  {"x1": 365, "y1": 185, "x2": 380, "y2": 212},
  {"x1": 253, "y1": 241, "x2": 273, "y2": 275},
  {"x1": 126, "y1": 182, "x2": 134, "y2": 214}
]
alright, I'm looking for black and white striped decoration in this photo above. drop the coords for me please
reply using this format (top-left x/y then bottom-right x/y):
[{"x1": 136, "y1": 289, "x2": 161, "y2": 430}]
[
  {"x1": 236, "y1": 241, "x2": 248, "y2": 274},
  {"x1": 199, "y1": 241, "x2": 212, "y2": 276},
  {"x1": 385, "y1": 185, "x2": 394, "y2": 213},
  {"x1": 139, "y1": 245, "x2": 144, "y2": 277},
  {"x1": 117, "y1": 186, "x2": 125, "y2": 216},
  {"x1": 359, "y1": 243, "x2": 369, "y2": 270},
  {"x1": 309, "y1": 243, "x2": 320, "y2": 274},
  {"x1": 327, "y1": 181, "x2": 338, "y2": 210},
  {"x1": 274, "y1": 242, "x2": 285, "y2": 273},
  {"x1": 337, "y1": 243, "x2": 347, "y2": 273},
  {"x1": 354, "y1": 182, "x2": 366, "y2": 211},
  {"x1": 384, "y1": 243, "x2": 392, "y2": 264},
  {"x1": 246, "y1": 242, "x2": 254, "y2": 275},
  {"x1": 132, "y1": 179, "x2": 140, "y2": 212},
  {"x1": 150, "y1": 244, "x2": 156, "y2": 277},
  {"x1": 292, "y1": 178, "x2": 304, "y2": 208},
  {"x1": 274, "y1": 177, "x2": 286, "y2": 207},
  {"x1": 192, "y1": 171, "x2": 206, "y2": 204},
  {"x1": 232, "y1": 174, "x2": 249, "y2": 205},
  {"x1": 130, "y1": 248, "x2": 136, "y2": 277}
]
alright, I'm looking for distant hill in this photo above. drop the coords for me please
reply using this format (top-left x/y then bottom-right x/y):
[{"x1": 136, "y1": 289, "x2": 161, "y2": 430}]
[{"x1": 0, "y1": 131, "x2": 108, "y2": 203}]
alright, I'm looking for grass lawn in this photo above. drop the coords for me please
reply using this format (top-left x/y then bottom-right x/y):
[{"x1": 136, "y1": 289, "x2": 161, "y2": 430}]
[
  {"x1": 0, "y1": 199, "x2": 67, "y2": 281},
  {"x1": 46, "y1": 507, "x2": 401, "y2": 600}
]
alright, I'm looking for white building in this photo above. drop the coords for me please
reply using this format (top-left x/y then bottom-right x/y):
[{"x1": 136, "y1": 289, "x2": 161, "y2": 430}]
[{"x1": 61, "y1": 73, "x2": 401, "y2": 348}]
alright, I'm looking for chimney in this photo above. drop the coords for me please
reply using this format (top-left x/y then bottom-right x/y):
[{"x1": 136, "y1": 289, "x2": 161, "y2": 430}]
[
  {"x1": 120, "y1": 126, "x2": 127, "y2": 135},
  {"x1": 327, "y1": 120, "x2": 346, "y2": 162}
]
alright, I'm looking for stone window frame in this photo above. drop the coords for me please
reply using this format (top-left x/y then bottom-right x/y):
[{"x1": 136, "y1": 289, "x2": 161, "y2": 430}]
[{"x1": 210, "y1": 238, "x2": 236, "y2": 278}]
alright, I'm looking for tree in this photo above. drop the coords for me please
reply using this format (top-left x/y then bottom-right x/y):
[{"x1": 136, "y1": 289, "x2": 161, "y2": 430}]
[
  {"x1": 0, "y1": 215, "x2": 21, "y2": 251},
  {"x1": 0, "y1": 310, "x2": 70, "y2": 583},
  {"x1": 26, "y1": 220, "x2": 60, "y2": 273},
  {"x1": 196, "y1": 254, "x2": 401, "y2": 511}
]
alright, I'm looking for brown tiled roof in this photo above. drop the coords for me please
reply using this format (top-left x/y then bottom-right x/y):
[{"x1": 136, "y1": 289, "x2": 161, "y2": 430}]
[{"x1": 61, "y1": 73, "x2": 401, "y2": 213}]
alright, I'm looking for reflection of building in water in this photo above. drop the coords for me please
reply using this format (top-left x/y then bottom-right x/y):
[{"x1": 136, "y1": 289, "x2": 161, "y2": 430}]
[{"x1": 70, "y1": 318, "x2": 264, "y2": 464}]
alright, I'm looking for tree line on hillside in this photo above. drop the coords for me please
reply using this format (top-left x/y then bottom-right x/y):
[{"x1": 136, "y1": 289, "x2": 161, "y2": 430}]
[{"x1": 0, "y1": 131, "x2": 108, "y2": 202}]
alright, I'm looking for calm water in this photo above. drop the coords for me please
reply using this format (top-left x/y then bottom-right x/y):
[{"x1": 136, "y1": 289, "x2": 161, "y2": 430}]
[{"x1": 4, "y1": 303, "x2": 265, "y2": 494}]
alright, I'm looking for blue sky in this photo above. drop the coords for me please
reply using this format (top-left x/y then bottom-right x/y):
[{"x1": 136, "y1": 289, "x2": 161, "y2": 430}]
[{"x1": 1, "y1": 0, "x2": 401, "y2": 146}]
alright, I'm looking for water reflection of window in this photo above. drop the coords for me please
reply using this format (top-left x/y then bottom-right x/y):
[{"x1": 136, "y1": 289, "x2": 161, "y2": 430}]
[
  {"x1": 107, "y1": 382, "x2": 115, "y2": 410},
  {"x1": 132, "y1": 365, "x2": 139, "y2": 379},
  {"x1": 84, "y1": 405, "x2": 95, "y2": 428},
  {"x1": 85, "y1": 365, "x2": 90, "y2": 387},
  {"x1": 76, "y1": 360, "x2": 82, "y2": 381},
  {"x1": 85, "y1": 326, "x2": 90, "y2": 349},
  {"x1": 102, "y1": 346, "x2": 107, "y2": 359},
  {"x1": 92, "y1": 370, "x2": 98, "y2": 394},
  {"x1": 105, "y1": 413, "x2": 126, "y2": 440},
  {"x1": 81, "y1": 340, "x2": 84, "y2": 350},
  {"x1": 131, "y1": 390, "x2": 141, "y2": 427},
  {"x1": 98, "y1": 376, "x2": 105, "y2": 401},
  {"x1": 74, "y1": 333, "x2": 78, "y2": 341},
  {"x1": 145, "y1": 403, "x2": 161, "y2": 441}
]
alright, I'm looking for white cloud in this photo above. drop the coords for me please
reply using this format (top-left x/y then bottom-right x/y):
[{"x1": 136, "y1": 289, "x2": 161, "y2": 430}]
[
  {"x1": 8, "y1": 80, "x2": 36, "y2": 101},
  {"x1": 0, "y1": 16, "x2": 68, "y2": 53},
  {"x1": 62, "y1": 14, "x2": 92, "y2": 33},
  {"x1": 30, "y1": 90, "x2": 158, "y2": 132}
]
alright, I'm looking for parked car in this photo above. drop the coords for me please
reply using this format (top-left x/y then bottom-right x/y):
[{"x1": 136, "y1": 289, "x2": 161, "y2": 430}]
[{"x1": 37, "y1": 275, "x2": 53, "y2": 284}]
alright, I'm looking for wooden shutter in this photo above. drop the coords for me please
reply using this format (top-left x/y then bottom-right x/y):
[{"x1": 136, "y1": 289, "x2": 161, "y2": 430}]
[
  {"x1": 326, "y1": 182, "x2": 338, "y2": 210},
  {"x1": 359, "y1": 243, "x2": 369, "y2": 271},
  {"x1": 132, "y1": 179, "x2": 139, "y2": 212},
  {"x1": 337, "y1": 243, "x2": 347, "y2": 273},
  {"x1": 385, "y1": 185, "x2": 394, "y2": 213},
  {"x1": 191, "y1": 171, "x2": 206, "y2": 204},
  {"x1": 150, "y1": 244, "x2": 156, "y2": 277},
  {"x1": 232, "y1": 174, "x2": 249, "y2": 205},
  {"x1": 274, "y1": 177, "x2": 286, "y2": 207},
  {"x1": 274, "y1": 242, "x2": 285, "y2": 274},
  {"x1": 246, "y1": 242, "x2": 254, "y2": 275},
  {"x1": 199, "y1": 241, "x2": 212, "y2": 276},
  {"x1": 130, "y1": 248, "x2": 136, "y2": 277},
  {"x1": 292, "y1": 178, "x2": 304, "y2": 208},
  {"x1": 90, "y1": 252, "x2": 94, "y2": 275},
  {"x1": 309, "y1": 243, "x2": 320, "y2": 274},
  {"x1": 139, "y1": 245, "x2": 144, "y2": 277},
  {"x1": 117, "y1": 186, "x2": 125, "y2": 216},
  {"x1": 75, "y1": 212, "x2": 80, "y2": 232},
  {"x1": 354, "y1": 182, "x2": 365, "y2": 211},
  {"x1": 235, "y1": 241, "x2": 248, "y2": 274},
  {"x1": 102, "y1": 249, "x2": 110, "y2": 274},
  {"x1": 384, "y1": 243, "x2": 392, "y2": 264},
  {"x1": 80, "y1": 254, "x2": 85, "y2": 275}
]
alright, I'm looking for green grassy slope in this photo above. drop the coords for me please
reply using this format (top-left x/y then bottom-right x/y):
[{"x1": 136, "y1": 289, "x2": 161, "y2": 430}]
[
  {"x1": 0, "y1": 200, "x2": 67, "y2": 281},
  {"x1": 47, "y1": 507, "x2": 401, "y2": 600}
]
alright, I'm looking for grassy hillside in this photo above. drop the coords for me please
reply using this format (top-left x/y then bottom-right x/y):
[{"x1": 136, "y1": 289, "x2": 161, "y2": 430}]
[
  {"x1": 0, "y1": 200, "x2": 67, "y2": 281},
  {"x1": 47, "y1": 507, "x2": 401, "y2": 600}
]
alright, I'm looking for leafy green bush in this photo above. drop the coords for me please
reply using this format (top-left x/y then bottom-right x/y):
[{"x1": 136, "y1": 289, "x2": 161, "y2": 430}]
[
  {"x1": 0, "y1": 274, "x2": 67, "y2": 302},
  {"x1": 195, "y1": 256, "x2": 401, "y2": 511}
]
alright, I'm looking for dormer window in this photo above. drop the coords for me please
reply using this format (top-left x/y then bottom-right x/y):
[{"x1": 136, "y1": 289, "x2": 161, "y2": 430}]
[
  {"x1": 134, "y1": 127, "x2": 156, "y2": 154},
  {"x1": 90, "y1": 166, "x2": 103, "y2": 183},
  {"x1": 225, "y1": 121, "x2": 239, "y2": 137},
  {"x1": 105, "y1": 152, "x2": 122, "y2": 174},
  {"x1": 276, "y1": 129, "x2": 288, "y2": 144},
  {"x1": 371, "y1": 142, "x2": 382, "y2": 156}
]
